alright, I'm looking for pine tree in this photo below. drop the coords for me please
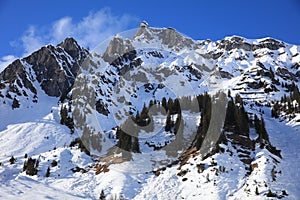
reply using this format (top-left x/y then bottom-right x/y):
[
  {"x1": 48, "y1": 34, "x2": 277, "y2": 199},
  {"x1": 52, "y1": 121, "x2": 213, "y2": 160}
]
[
  {"x1": 23, "y1": 157, "x2": 38, "y2": 176},
  {"x1": 66, "y1": 116, "x2": 75, "y2": 134},
  {"x1": 132, "y1": 137, "x2": 140, "y2": 153},
  {"x1": 269, "y1": 67, "x2": 275, "y2": 80},
  {"x1": 173, "y1": 98, "x2": 181, "y2": 114},
  {"x1": 59, "y1": 90, "x2": 68, "y2": 103},
  {"x1": 12, "y1": 97, "x2": 20, "y2": 109},
  {"x1": 99, "y1": 190, "x2": 105, "y2": 200},
  {"x1": 224, "y1": 98, "x2": 235, "y2": 128},
  {"x1": 162, "y1": 97, "x2": 167, "y2": 110},
  {"x1": 167, "y1": 98, "x2": 174, "y2": 113},
  {"x1": 255, "y1": 116, "x2": 270, "y2": 147},
  {"x1": 235, "y1": 103, "x2": 249, "y2": 136},
  {"x1": 293, "y1": 85, "x2": 300, "y2": 103},
  {"x1": 9, "y1": 156, "x2": 16, "y2": 164},
  {"x1": 60, "y1": 105, "x2": 68, "y2": 125},
  {"x1": 60, "y1": 104, "x2": 74, "y2": 133},
  {"x1": 271, "y1": 102, "x2": 280, "y2": 118},
  {"x1": 254, "y1": 114, "x2": 260, "y2": 132},
  {"x1": 227, "y1": 89, "x2": 231, "y2": 97},
  {"x1": 140, "y1": 103, "x2": 149, "y2": 126},
  {"x1": 255, "y1": 186, "x2": 259, "y2": 195},
  {"x1": 149, "y1": 100, "x2": 154, "y2": 107},
  {"x1": 116, "y1": 128, "x2": 132, "y2": 152},
  {"x1": 260, "y1": 118, "x2": 269, "y2": 141},
  {"x1": 45, "y1": 166, "x2": 50, "y2": 177},
  {"x1": 165, "y1": 110, "x2": 172, "y2": 132},
  {"x1": 235, "y1": 94, "x2": 243, "y2": 105},
  {"x1": 68, "y1": 101, "x2": 72, "y2": 112}
]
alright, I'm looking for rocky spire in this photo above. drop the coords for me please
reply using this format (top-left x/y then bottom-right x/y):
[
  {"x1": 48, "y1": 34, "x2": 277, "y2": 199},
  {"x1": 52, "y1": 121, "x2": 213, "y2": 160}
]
[{"x1": 57, "y1": 37, "x2": 82, "y2": 59}]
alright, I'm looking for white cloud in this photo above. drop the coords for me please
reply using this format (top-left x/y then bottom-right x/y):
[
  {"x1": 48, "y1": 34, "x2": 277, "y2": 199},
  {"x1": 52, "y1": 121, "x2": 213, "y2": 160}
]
[
  {"x1": 0, "y1": 8, "x2": 138, "y2": 72},
  {"x1": 19, "y1": 8, "x2": 138, "y2": 56},
  {"x1": 0, "y1": 8, "x2": 138, "y2": 71},
  {"x1": 52, "y1": 17, "x2": 73, "y2": 42},
  {"x1": 51, "y1": 8, "x2": 138, "y2": 49},
  {"x1": 0, "y1": 55, "x2": 18, "y2": 73},
  {"x1": 21, "y1": 26, "x2": 44, "y2": 55}
]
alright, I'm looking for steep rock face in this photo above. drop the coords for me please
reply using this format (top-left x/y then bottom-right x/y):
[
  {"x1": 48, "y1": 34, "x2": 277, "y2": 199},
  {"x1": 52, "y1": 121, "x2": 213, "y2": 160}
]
[
  {"x1": 0, "y1": 37, "x2": 88, "y2": 107},
  {"x1": 134, "y1": 21, "x2": 196, "y2": 51},
  {"x1": 0, "y1": 59, "x2": 37, "y2": 98},
  {"x1": 216, "y1": 36, "x2": 286, "y2": 52},
  {"x1": 102, "y1": 37, "x2": 135, "y2": 64},
  {"x1": 57, "y1": 37, "x2": 83, "y2": 59}
]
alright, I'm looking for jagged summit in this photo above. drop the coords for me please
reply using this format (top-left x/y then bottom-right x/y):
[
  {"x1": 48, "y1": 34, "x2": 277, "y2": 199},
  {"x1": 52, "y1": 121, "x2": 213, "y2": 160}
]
[
  {"x1": 57, "y1": 37, "x2": 82, "y2": 59},
  {"x1": 0, "y1": 38, "x2": 88, "y2": 108},
  {"x1": 102, "y1": 36, "x2": 134, "y2": 64},
  {"x1": 216, "y1": 35, "x2": 286, "y2": 52},
  {"x1": 132, "y1": 21, "x2": 196, "y2": 51}
]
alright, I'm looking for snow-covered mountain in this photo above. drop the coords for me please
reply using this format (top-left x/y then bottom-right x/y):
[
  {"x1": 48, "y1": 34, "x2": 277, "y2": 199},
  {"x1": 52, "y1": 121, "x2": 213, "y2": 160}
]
[{"x1": 0, "y1": 22, "x2": 299, "y2": 199}]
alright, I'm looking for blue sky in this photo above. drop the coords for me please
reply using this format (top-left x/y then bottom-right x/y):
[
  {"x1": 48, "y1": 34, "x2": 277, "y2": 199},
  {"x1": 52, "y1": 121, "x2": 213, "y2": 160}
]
[{"x1": 1, "y1": 0, "x2": 300, "y2": 70}]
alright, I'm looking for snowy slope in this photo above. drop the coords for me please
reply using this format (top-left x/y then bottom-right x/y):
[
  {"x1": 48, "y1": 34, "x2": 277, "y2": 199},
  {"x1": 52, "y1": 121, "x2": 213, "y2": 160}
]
[{"x1": 0, "y1": 22, "x2": 300, "y2": 199}]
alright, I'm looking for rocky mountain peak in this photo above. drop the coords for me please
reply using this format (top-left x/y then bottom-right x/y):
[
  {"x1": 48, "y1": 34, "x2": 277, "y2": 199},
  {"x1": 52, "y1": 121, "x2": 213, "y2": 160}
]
[
  {"x1": 102, "y1": 36, "x2": 134, "y2": 64},
  {"x1": 133, "y1": 22, "x2": 196, "y2": 51},
  {"x1": 57, "y1": 37, "x2": 82, "y2": 59},
  {"x1": 257, "y1": 37, "x2": 286, "y2": 50},
  {"x1": 0, "y1": 38, "x2": 88, "y2": 108},
  {"x1": 217, "y1": 36, "x2": 286, "y2": 52}
]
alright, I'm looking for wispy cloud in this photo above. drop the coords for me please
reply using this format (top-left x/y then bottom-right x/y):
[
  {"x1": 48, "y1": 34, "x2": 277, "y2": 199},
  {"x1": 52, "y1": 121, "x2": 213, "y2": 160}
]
[
  {"x1": 0, "y1": 55, "x2": 18, "y2": 73},
  {"x1": 4, "y1": 7, "x2": 138, "y2": 65},
  {"x1": 21, "y1": 26, "x2": 45, "y2": 55},
  {"x1": 49, "y1": 8, "x2": 138, "y2": 49}
]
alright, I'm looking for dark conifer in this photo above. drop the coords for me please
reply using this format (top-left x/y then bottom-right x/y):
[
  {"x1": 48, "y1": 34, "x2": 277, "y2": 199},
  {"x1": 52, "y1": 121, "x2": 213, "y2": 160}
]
[
  {"x1": 12, "y1": 97, "x2": 20, "y2": 109},
  {"x1": 235, "y1": 94, "x2": 243, "y2": 105},
  {"x1": 224, "y1": 98, "x2": 235, "y2": 128},
  {"x1": 60, "y1": 105, "x2": 68, "y2": 125},
  {"x1": 255, "y1": 186, "x2": 259, "y2": 195},
  {"x1": 165, "y1": 110, "x2": 172, "y2": 132},
  {"x1": 23, "y1": 157, "x2": 38, "y2": 176},
  {"x1": 132, "y1": 137, "x2": 140, "y2": 153},
  {"x1": 9, "y1": 156, "x2": 16, "y2": 164},
  {"x1": 269, "y1": 67, "x2": 275, "y2": 80},
  {"x1": 99, "y1": 190, "x2": 105, "y2": 200},
  {"x1": 140, "y1": 103, "x2": 149, "y2": 126},
  {"x1": 271, "y1": 102, "x2": 280, "y2": 118},
  {"x1": 293, "y1": 85, "x2": 300, "y2": 103},
  {"x1": 227, "y1": 89, "x2": 231, "y2": 97},
  {"x1": 162, "y1": 97, "x2": 167, "y2": 110},
  {"x1": 167, "y1": 98, "x2": 174, "y2": 113},
  {"x1": 45, "y1": 166, "x2": 50, "y2": 177},
  {"x1": 149, "y1": 100, "x2": 154, "y2": 107}
]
